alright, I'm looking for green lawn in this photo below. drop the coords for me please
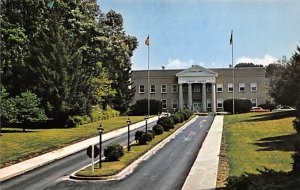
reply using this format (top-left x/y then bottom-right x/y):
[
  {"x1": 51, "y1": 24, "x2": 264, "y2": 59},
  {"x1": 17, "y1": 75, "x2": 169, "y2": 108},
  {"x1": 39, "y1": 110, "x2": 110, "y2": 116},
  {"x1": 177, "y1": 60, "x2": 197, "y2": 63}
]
[
  {"x1": 76, "y1": 116, "x2": 195, "y2": 177},
  {"x1": 0, "y1": 116, "x2": 145, "y2": 168},
  {"x1": 224, "y1": 112, "x2": 298, "y2": 177}
]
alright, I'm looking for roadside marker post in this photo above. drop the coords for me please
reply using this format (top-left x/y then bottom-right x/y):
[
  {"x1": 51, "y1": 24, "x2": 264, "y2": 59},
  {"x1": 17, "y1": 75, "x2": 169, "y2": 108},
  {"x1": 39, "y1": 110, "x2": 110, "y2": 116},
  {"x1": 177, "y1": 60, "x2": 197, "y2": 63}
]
[{"x1": 87, "y1": 145, "x2": 99, "y2": 173}]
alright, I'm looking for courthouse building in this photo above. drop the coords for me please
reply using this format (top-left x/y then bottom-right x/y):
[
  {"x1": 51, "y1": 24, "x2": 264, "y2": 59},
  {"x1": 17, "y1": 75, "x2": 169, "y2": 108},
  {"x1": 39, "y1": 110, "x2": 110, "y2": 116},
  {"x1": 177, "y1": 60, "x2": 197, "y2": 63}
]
[{"x1": 131, "y1": 65, "x2": 266, "y2": 112}]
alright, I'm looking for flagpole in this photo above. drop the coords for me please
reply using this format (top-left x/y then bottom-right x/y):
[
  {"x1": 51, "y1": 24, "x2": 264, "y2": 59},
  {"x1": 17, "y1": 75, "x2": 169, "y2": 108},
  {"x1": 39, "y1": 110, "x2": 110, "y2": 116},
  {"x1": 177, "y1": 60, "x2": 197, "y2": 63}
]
[
  {"x1": 147, "y1": 35, "x2": 150, "y2": 116},
  {"x1": 231, "y1": 30, "x2": 235, "y2": 115}
]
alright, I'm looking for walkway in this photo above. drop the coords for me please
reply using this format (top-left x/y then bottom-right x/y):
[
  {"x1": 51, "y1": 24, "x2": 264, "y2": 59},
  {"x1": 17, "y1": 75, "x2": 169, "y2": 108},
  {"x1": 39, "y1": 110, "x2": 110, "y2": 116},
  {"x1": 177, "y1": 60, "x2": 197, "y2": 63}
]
[{"x1": 182, "y1": 115, "x2": 224, "y2": 190}]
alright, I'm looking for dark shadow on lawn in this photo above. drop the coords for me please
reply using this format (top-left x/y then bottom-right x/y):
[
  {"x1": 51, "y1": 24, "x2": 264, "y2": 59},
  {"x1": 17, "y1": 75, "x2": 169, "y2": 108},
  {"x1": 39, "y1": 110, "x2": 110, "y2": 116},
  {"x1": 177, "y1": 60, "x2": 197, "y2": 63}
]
[
  {"x1": 0, "y1": 129, "x2": 38, "y2": 134},
  {"x1": 245, "y1": 111, "x2": 296, "y2": 122},
  {"x1": 254, "y1": 133, "x2": 299, "y2": 152},
  {"x1": 217, "y1": 168, "x2": 300, "y2": 190}
]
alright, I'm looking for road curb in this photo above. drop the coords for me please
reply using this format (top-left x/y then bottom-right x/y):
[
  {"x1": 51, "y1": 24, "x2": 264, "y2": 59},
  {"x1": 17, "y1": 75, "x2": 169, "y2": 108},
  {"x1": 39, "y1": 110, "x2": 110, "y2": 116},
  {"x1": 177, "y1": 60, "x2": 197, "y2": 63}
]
[{"x1": 69, "y1": 116, "x2": 199, "y2": 181}]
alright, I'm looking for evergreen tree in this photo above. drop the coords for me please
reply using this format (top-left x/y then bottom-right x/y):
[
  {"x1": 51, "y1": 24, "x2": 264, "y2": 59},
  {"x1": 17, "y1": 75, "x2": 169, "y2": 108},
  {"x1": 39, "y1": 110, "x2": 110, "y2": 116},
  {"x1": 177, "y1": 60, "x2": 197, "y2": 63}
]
[{"x1": 28, "y1": 15, "x2": 87, "y2": 122}]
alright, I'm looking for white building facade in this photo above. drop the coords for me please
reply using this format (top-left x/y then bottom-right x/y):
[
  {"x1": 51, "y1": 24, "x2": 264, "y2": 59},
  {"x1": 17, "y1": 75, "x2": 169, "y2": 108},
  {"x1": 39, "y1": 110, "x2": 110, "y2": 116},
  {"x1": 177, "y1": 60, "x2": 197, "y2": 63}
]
[{"x1": 131, "y1": 65, "x2": 266, "y2": 112}]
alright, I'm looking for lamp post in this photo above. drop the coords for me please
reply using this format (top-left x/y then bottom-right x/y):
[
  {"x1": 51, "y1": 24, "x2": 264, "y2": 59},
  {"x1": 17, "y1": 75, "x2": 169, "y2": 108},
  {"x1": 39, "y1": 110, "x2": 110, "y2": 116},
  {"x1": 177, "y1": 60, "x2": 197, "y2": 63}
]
[
  {"x1": 126, "y1": 118, "x2": 131, "y2": 151},
  {"x1": 97, "y1": 124, "x2": 104, "y2": 168},
  {"x1": 145, "y1": 115, "x2": 148, "y2": 132}
]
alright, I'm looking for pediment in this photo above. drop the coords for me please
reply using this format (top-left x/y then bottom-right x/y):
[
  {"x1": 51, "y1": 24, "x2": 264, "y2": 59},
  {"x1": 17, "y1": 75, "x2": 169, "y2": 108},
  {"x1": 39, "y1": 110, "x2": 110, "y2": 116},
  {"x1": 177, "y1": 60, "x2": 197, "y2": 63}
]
[{"x1": 176, "y1": 65, "x2": 218, "y2": 77}]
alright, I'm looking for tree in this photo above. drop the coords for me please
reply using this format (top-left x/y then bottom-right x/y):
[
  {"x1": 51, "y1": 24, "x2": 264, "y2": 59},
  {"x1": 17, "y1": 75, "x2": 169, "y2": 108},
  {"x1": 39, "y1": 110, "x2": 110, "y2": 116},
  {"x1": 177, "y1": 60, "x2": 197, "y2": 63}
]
[
  {"x1": 27, "y1": 14, "x2": 92, "y2": 122},
  {"x1": 265, "y1": 63, "x2": 284, "y2": 102},
  {"x1": 270, "y1": 45, "x2": 300, "y2": 106},
  {"x1": 101, "y1": 10, "x2": 138, "y2": 113},
  {"x1": 234, "y1": 62, "x2": 263, "y2": 68}
]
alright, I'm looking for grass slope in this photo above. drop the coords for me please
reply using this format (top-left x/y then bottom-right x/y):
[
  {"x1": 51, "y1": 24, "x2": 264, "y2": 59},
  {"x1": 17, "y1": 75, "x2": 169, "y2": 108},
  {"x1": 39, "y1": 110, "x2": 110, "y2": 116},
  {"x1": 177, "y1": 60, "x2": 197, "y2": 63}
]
[{"x1": 224, "y1": 112, "x2": 297, "y2": 177}]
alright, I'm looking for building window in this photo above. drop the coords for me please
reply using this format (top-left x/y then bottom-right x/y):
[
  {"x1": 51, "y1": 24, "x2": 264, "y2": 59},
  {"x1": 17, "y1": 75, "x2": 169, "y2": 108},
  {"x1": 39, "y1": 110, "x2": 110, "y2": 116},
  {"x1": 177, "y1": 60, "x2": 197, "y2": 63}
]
[
  {"x1": 193, "y1": 84, "x2": 201, "y2": 92},
  {"x1": 251, "y1": 98, "x2": 257, "y2": 107},
  {"x1": 207, "y1": 85, "x2": 211, "y2": 92},
  {"x1": 162, "y1": 99, "x2": 167, "y2": 109},
  {"x1": 251, "y1": 82, "x2": 257, "y2": 92},
  {"x1": 239, "y1": 83, "x2": 245, "y2": 92},
  {"x1": 150, "y1": 85, "x2": 156, "y2": 93},
  {"x1": 228, "y1": 83, "x2": 233, "y2": 92},
  {"x1": 217, "y1": 83, "x2": 223, "y2": 92},
  {"x1": 172, "y1": 84, "x2": 178, "y2": 93},
  {"x1": 217, "y1": 98, "x2": 223, "y2": 108},
  {"x1": 207, "y1": 98, "x2": 211, "y2": 108},
  {"x1": 139, "y1": 85, "x2": 145, "y2": 93},
  {"x1": 161, "y1": 84, "x2": 167, "y2": 93},
  {"x1": 172, "y1": 99, "x2": 178, "y2": 109}
]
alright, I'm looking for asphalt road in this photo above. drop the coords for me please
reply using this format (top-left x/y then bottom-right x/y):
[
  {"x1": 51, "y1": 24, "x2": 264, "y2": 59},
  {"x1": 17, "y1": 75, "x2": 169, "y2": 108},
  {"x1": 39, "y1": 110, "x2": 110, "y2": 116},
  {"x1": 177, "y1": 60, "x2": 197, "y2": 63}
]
[
  {"x1": 0, "y1": 121, "x2": 157, "y2": 190},
  {"x1": 44, "y1": 115, "x2": 214, "y2": 190}
]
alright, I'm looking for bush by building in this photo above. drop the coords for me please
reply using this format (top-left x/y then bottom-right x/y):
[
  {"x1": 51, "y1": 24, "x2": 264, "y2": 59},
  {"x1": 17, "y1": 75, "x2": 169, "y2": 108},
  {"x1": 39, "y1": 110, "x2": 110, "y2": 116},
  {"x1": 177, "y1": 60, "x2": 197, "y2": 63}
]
[
  {"x1": 104, "y1": 143, "x2": 124, "y2": 161},
  {"x1": 258, "y1": 102, "x2": 276, "y2": 111},
  {"x1": 224, "y1": 99, "x2": 252, "y2": 114},
  {"x1": 131, "y1": 99, "x2": 162, "y2": 116}
]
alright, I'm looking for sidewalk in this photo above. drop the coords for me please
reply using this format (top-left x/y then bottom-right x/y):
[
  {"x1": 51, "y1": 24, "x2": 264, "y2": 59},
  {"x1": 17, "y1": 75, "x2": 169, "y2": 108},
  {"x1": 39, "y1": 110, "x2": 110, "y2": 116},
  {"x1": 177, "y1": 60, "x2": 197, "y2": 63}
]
[
  {"x1": 0, "y1": 116, "x2": 158, "y2": 182},
  {"x1": 182, "y1": 115, "x2": 224, "y2": 190}
]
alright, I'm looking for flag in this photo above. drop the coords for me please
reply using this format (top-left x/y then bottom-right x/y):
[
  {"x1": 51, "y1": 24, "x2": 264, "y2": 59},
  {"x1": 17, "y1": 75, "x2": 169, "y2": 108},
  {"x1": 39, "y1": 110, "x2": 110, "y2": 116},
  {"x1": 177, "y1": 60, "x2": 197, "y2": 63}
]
[
  {"x1": 229, "y1": 30, "x2": 233, "y2": 45},
  {"x1": 145, "y1": 35, "x2": 149, "y2": 46}
]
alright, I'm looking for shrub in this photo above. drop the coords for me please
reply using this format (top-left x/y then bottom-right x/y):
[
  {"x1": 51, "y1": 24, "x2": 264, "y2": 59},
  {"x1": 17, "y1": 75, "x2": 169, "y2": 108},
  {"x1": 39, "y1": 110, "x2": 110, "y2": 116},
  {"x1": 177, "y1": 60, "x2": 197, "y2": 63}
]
[
  {"x1": 131, "y1": 99, "x2": 162, "y2": 116},
  {"x1": 176, "y1": 113, "x2": 184, "y2": 123},
  {"x1": 135, "y1": 130, "x2": 154, "y2": 145},
  {"x1": 170, "y1": 114, "x2": 180, "y2": 124},
  {"x1": 148, "y1": 130, "x2": 156, "y2": 138},
  {"x1": 66, "y1": 115, "x2": 91, "y2": 127},
  {"x1": 224, "y1": 99, "x2": 252, "y2": 114},
  {"x1": 152, "y1": 124, "x2": 164, "y2": 135},
  {"x1": 180, "y1": 111, "x2": 189, "y2": 121},
  {"x1": 258, "y1": 102, "x2": 276, "y2": 111},
  {"x1": 90, "y1": 105, "x2": 120, "y2": 122},
  {"x1": 157, "y1": 117, "x2": 174, "y2": 131},
  {"x1": 104, "y1": 143, "x2": 124, "y2": 161},
  {"x1": 293, "y1": 118, "x2": 300, "y2": 133}
]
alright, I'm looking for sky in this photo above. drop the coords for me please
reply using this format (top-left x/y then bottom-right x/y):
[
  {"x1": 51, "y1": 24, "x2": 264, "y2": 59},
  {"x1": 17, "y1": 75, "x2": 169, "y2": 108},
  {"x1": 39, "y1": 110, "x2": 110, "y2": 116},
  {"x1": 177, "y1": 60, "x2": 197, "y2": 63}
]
[{"x1": 98, "y1": 0, "x2": 300, "y2": 70}]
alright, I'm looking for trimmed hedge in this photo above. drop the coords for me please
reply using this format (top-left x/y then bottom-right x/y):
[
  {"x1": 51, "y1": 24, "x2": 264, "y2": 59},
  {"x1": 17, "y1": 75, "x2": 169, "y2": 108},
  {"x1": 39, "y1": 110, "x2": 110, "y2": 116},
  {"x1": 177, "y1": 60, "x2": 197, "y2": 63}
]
[
  {"x1": 131, "y1": 99, "x2": 162, "y2": 116},
  {"x1": 153, "y1": 124, "x2": 164, "y2": 135},
  {"x1": 224, "y1": 99, "x2": 252, "y2": 114},
  {"x1": 258, "y1": 102, "x2": 276, "y2": 111},
  {"x1": 134, "y1": 130, "x2": 154, "y2": 145},
  {"x1": 104, "y1": 143, "x2": 124, "y2": 161},
  {"x1": 157, "y1": 117, "x2": 174, "y2": 131}
]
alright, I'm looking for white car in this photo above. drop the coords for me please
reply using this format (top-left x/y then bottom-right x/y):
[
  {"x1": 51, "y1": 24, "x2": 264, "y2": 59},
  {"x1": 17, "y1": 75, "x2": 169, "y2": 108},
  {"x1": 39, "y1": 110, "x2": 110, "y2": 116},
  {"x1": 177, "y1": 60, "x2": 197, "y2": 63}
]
[{"x1": 272, "y1": 106, "x2": 295, "y2": 112}]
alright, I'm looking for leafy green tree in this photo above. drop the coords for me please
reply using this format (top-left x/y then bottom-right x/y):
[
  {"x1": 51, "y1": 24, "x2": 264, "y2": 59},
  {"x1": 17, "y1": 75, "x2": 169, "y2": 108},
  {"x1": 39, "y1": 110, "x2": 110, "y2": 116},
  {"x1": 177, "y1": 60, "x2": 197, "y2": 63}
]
[
  {"x1": 271, "y1": 46, "x2": 300, "y2": 106},
  {"x1": 13, "y1": 91, "x2": 47, "y2": 132},
  {"x1": 0, "y1": 15, "x2": 29, "y2": 96},
  {"x1": 101, "y1": 10, "x2": 138, "y2": 113}
]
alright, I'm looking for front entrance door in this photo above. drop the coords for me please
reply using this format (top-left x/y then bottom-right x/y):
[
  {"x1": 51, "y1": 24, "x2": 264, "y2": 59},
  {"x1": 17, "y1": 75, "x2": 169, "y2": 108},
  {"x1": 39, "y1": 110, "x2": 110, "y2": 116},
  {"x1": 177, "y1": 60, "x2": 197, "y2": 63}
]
[{"x1": 193, "y1": 102, "x2": 202, "y2": 112}]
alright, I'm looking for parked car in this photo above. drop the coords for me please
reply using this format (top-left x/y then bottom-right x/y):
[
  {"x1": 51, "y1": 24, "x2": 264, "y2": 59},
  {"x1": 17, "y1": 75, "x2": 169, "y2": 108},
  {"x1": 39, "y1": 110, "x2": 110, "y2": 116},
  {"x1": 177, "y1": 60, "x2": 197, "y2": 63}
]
[
  {"x1": 272, "y1": 106, "x2": 295, "y2": 112},
  {"x1": 250, "y1": 107, "x2": 270, "y2": 112}
]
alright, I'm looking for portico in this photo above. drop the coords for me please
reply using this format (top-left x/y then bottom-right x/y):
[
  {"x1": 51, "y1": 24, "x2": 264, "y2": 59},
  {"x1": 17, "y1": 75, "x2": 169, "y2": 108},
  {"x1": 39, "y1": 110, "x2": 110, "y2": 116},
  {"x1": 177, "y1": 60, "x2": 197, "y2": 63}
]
[{"x1": 176, "y1": 65, "x2": 218, "y2": 113}]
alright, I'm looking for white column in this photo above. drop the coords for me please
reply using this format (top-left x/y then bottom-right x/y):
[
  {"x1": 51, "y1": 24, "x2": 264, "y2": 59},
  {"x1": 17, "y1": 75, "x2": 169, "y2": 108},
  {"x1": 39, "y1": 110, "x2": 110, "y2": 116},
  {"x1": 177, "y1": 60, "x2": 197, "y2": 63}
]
[
  {"x1": 211, "y1": 83, "x2": 216, "y2": 113},
  {"x1": 188, "y1": 83, "x2": 192, "y2": 110},
  {"x1": 202, "y1": 83, "x2": 207, "y2": 112},
  {"x1": 179, "y1": 83, "x2": 183, "y2": 110}
]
